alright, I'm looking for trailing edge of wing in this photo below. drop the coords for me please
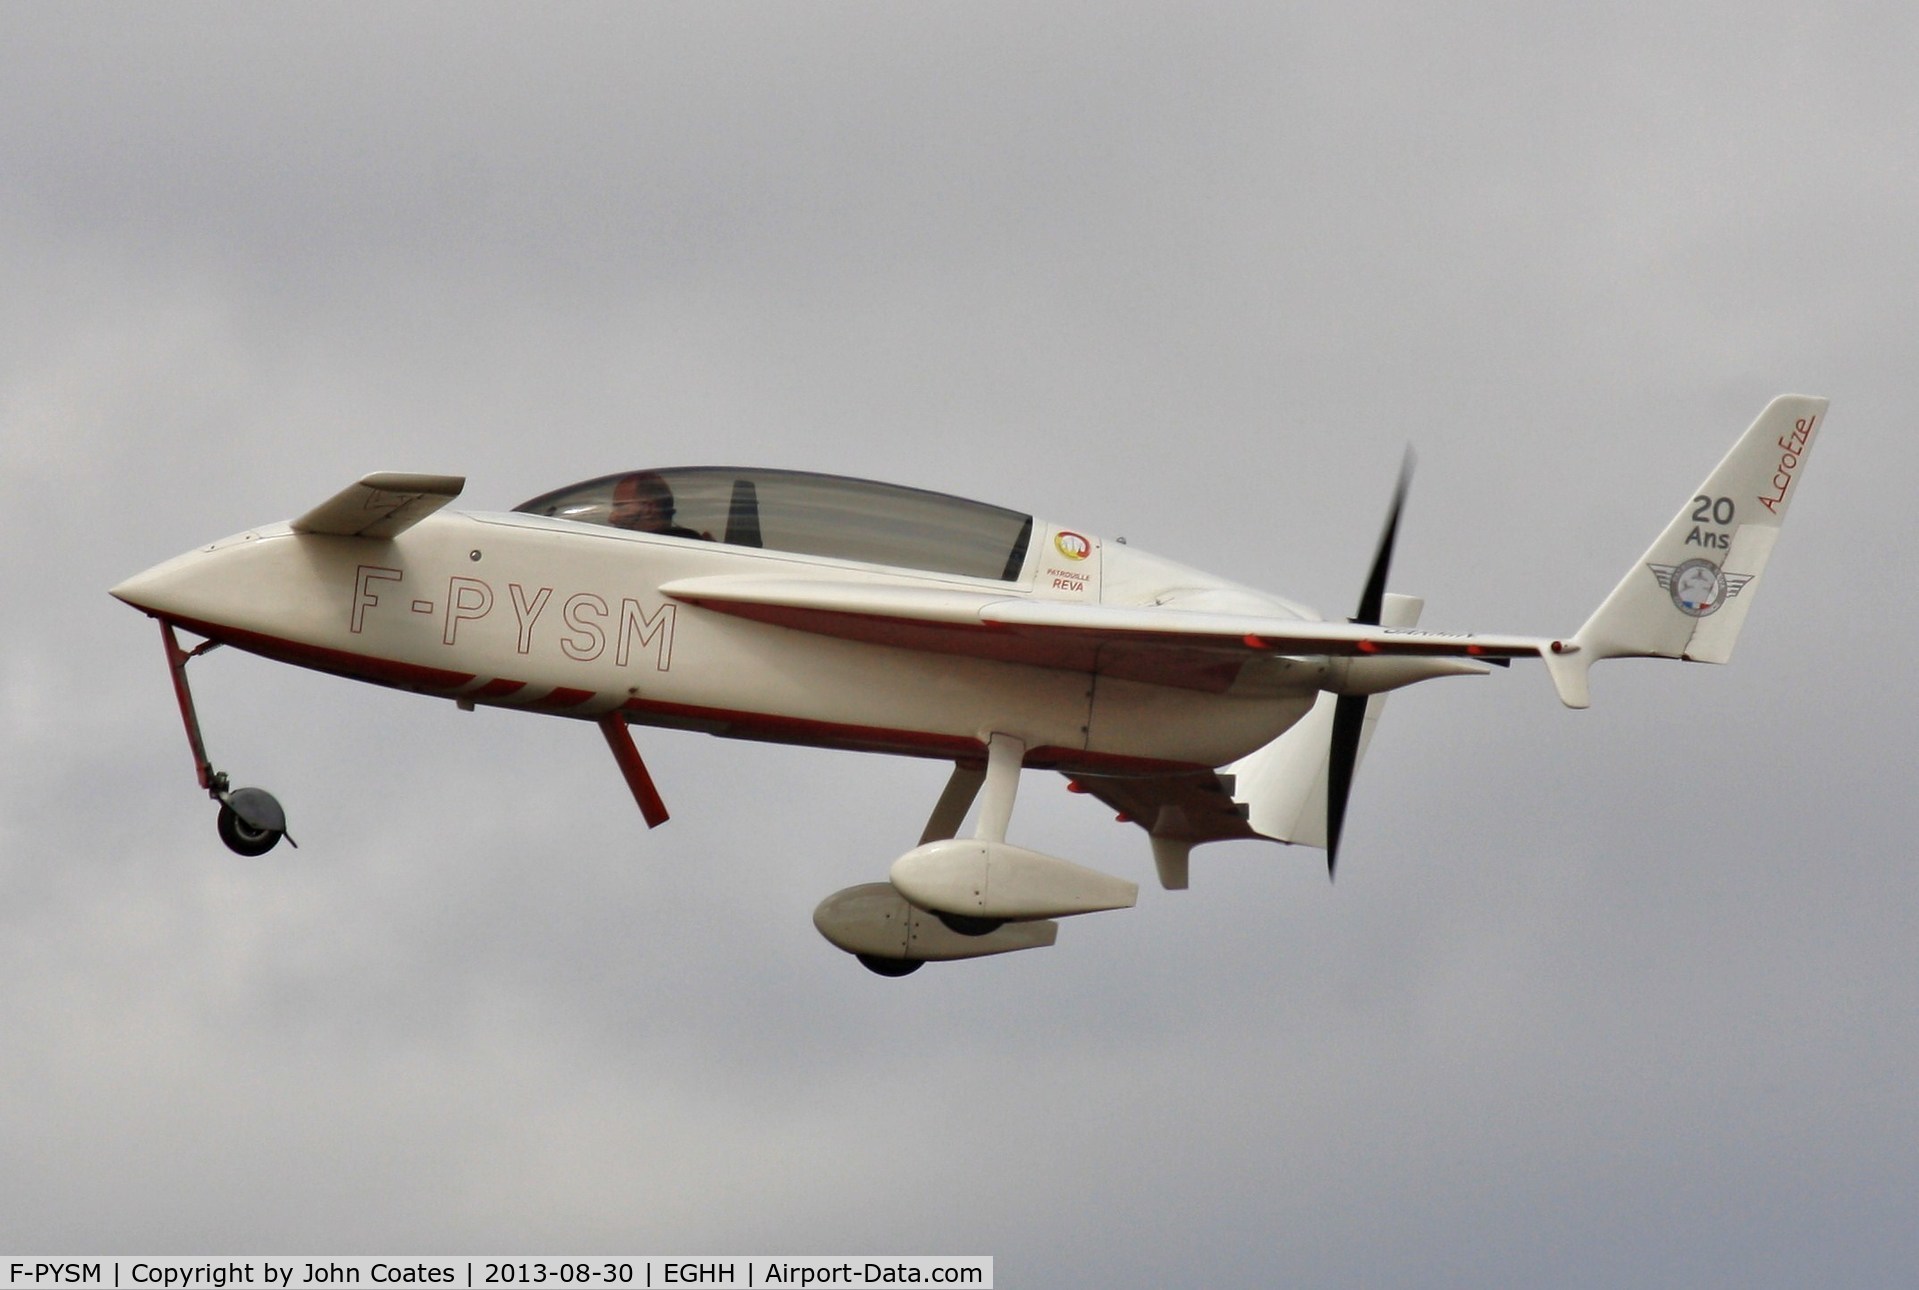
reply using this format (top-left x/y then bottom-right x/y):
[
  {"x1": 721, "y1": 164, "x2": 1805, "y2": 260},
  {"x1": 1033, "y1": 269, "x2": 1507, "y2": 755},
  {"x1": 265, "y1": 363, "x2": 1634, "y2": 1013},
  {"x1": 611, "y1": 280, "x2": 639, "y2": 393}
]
[
  {"x1": 982, "y1": 598, "x2": 1547, "y2": 660},
  {"x1": 292, "y1": 473, "x2": 467, "y2": 539},
  {"x1": 659, "y1": 574, "x2": 1557, "y2": 669}
]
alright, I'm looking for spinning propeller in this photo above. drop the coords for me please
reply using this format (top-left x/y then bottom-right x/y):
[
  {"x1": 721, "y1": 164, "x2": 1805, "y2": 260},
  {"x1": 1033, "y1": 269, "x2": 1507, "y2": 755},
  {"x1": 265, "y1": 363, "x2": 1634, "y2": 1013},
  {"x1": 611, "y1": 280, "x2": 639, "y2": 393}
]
[{"x1": 1325, "y1": 450, "x2": 1413, "y2": 879}]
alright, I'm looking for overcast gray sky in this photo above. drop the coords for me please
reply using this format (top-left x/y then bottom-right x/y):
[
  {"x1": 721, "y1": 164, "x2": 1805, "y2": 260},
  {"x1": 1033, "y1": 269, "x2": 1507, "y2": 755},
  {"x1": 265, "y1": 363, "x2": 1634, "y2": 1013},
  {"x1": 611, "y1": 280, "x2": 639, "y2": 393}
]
[{"x1": 3, "y1": 3, "x2": 1914, "y2": 1284}]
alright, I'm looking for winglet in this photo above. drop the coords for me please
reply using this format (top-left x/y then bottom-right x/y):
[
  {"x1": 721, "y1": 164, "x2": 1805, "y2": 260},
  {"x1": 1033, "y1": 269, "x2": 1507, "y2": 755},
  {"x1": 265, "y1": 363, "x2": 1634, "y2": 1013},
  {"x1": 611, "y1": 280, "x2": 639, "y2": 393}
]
[
  {"x1": 1561, "y1": 394, "x2": 1826, "y2": 701},
  {"x1": 292, "y1": 473, "x2": 466, "y2": 539}
]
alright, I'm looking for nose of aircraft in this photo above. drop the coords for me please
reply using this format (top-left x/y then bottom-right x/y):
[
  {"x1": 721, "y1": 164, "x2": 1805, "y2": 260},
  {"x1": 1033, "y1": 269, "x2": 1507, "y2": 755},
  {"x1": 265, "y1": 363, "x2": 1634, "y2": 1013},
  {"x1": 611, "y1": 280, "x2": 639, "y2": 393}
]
[
  {"x1": 109, "y1": 530, "x2": 286, "y2": 632},
  {"x1": 110, "y1": 544, "x2": 223, "y2": 622}
]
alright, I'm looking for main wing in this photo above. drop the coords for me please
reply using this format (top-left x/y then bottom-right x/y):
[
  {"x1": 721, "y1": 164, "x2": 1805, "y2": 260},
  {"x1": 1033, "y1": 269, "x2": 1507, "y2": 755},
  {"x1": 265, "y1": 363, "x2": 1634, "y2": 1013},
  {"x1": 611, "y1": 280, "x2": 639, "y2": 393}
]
[
  {"x1": 658, "y1": 574, "x2": 1554, "y2": 693},
  {"x1": 657, "y1": 577, "x2": 1505, "y2": 879}
]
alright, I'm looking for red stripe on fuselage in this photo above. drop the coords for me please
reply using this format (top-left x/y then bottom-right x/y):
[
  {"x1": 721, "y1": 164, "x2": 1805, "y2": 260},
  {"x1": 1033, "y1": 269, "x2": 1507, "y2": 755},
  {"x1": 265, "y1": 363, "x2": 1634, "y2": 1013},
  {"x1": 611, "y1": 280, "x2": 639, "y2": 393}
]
[
  {"x1": 153, "y1": 613, "x2": 476, "y2": 692},
  {"x1": 142, "y1": 613, "x2": 1207, "y2": 778}
]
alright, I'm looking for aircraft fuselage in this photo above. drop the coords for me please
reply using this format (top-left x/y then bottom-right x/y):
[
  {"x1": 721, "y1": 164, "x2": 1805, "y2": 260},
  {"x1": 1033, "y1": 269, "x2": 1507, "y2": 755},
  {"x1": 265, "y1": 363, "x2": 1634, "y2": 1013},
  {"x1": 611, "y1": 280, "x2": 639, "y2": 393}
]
[{"x1": 113, "y1": 512, "x2": 1316, "y2": 776}]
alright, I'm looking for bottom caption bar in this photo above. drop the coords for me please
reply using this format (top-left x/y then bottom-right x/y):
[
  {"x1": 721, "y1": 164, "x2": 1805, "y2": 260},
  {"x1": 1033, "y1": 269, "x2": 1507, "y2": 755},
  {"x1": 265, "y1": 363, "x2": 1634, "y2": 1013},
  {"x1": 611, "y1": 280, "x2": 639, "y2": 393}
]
[{"x1": 2, "y1": 1262, "x2": 992, "y2": 1290}]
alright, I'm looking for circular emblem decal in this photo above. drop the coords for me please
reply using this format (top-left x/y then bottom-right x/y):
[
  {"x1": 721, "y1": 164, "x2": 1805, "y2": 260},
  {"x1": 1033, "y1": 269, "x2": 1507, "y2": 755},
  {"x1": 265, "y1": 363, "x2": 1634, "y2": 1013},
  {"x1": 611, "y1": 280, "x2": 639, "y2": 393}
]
[
  {"x1": 1053, "y1": 531, "x2": 1092, "y2": 561},
  {"x1": 1668, "y1": 557, "x2": 1728, "y2": 617}
]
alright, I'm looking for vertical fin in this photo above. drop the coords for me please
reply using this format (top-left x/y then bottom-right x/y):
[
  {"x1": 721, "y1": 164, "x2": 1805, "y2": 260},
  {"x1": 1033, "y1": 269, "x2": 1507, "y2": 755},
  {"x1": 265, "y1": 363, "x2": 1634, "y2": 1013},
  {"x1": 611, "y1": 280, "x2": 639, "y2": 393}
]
[
  {"x1": 1150, "y1": 823, "x2": 1193, "y2": 890},
  {"x1": 1569, "y1": 394, "x2": 1826, "y2": 683}
]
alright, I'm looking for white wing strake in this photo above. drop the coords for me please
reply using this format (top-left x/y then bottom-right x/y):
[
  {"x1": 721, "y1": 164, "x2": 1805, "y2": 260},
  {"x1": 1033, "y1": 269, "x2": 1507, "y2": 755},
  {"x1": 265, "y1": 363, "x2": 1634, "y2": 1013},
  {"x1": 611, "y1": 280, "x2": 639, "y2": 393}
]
[{"x1": 659, "y1": 573, "x2": 1546, "y2": 693}]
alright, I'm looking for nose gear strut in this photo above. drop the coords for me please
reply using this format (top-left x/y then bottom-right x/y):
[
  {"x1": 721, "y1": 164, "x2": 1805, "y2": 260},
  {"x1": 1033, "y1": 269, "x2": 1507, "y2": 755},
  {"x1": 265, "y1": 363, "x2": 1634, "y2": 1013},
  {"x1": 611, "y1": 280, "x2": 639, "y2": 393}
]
[{"x1": 158, "y1": 621, "x2": 296, "y2": 856}]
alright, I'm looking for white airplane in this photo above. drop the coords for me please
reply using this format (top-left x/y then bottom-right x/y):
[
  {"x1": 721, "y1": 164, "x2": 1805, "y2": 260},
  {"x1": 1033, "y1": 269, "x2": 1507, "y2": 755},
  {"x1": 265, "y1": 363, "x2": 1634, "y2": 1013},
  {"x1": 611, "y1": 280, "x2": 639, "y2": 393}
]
[{"x1": 113, "y1": 395, "x2": 1826, "y2": 975}]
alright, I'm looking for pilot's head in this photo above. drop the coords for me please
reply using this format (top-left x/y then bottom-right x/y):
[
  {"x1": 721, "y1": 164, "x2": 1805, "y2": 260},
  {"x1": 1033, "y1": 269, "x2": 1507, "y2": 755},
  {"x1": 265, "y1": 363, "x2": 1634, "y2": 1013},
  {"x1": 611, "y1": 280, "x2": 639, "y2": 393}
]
[{"x1": 610, "y1": 471, "x2": 676, "y2": 531}]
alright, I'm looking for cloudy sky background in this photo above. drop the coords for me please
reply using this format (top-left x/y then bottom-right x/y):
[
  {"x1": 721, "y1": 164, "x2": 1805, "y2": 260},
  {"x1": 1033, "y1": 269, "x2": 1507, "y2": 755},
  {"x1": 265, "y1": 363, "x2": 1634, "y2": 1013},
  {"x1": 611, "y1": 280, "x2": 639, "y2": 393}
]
[{"x1": 3, "y1": 4, "x2": 1914, "y2": 1283}]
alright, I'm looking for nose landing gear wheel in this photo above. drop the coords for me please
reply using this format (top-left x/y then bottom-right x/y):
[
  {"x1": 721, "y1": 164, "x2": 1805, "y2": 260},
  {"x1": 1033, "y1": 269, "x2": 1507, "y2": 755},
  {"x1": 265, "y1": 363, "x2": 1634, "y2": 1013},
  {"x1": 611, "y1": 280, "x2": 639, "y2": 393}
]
[{"x1": 215, "y1": 787, "x2": 292, "y2": 857}]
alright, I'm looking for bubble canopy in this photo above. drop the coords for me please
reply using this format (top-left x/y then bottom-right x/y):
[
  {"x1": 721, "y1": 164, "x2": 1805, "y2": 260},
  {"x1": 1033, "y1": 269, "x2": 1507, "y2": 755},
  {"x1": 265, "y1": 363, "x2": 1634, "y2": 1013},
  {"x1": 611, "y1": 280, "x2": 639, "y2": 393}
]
[{"x1": 515, "y1": 467, "x2": 1036, "y2": 583}]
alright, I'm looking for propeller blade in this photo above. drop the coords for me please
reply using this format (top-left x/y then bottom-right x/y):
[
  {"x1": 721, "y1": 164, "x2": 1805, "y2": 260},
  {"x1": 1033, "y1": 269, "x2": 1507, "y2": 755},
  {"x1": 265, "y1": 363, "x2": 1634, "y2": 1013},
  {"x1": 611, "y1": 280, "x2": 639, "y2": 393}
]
[
  {"x1": 1325, "y1": 692, "x2": 1367, "y2": 879},
  {"x1": 1329, "y1": 449, "x2": 1414, "y2": 879},
  {"x1": 1354, "y1": 449, "x2": 1414, "y2": 626}
]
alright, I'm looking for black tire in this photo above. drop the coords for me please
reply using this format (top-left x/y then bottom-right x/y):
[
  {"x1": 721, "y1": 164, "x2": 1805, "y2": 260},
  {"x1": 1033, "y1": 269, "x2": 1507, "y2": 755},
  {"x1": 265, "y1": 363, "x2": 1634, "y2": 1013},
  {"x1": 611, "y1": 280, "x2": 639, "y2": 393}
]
[
  {"x1": 856, "y1": 953, "x2": 923, "y2": 977},
  {"x1": 217, "y1": 802, "x2": 282, "y2": 856},
  {"x1": 935, "y1": 911, "x2": 1004, "y2": 937}
]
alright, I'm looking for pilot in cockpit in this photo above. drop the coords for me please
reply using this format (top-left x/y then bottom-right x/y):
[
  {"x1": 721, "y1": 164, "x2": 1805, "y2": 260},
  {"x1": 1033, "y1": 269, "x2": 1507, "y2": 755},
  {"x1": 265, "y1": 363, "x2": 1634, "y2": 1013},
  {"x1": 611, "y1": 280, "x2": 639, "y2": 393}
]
[{"x1": 609, "y1": 471, "x2": 709, "y2": 539}]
